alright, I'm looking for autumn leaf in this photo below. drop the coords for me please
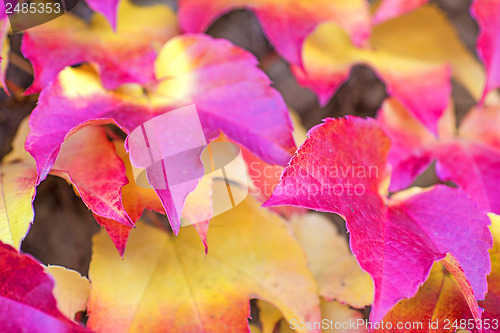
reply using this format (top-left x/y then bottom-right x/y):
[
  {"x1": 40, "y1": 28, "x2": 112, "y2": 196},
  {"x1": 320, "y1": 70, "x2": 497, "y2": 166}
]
[
  {"x1": 21, "y1": 0, "x2": 179, "y2": 93},
  {"x1": 87, "y1": 196, "x2": 321, "y2": 333},
  {"x1": 0, "y1": 161, "x2": 37, "y2": 249},
  {"x1": 52, "y1": 125, "x2": 132, "y2": 227},
  {"x1": 45, "y1": 265, "x2": 90, "y2": 321},
  {"x1": 4, "y1": 117, "x2": 132, "y2": 251},
  {"x1": 178, "y1": 0, "x2": 371, "y2": 66},
  {"x1": 378, "y1": 98, "x2": 500, "y2": 215},
  {"x1": 264, "y1": 116, "x2": 492, "y2": 322},
  {"x1": 26, "y1": 34, "x2": 295, "y2": 235},
  {"x1": 92, "y1": 140, "x2": 165, "y2": 255},
  {"x1": 0, "y1": 117, "x2": 37, "y2": 249},
  {"x1": 0, "y1": 243, "x2": 89, "y2": 332},
  {"x1": 295, "y1": 3, "x2": 484, "y2": 133},
  {"x1": 471, "y1": 0, "x2": 500, "y2": 102},
  {"x1": 376, "y1": 263, "x2": 476, "y2": 333},
  {"x1": 369, "y1": 4, "x2": 485, "y2": 101}
]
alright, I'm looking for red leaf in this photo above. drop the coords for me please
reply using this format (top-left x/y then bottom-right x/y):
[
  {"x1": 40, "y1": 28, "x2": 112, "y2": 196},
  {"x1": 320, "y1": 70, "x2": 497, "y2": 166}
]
[
  {"x1": 264, "y1": 117, "x2": 492, "y2": 322},
  {"x1": 51, "y1": 125, "x2": 132, "y2": 227},
  {"x1": 0, "y1": 243, "x2": 89, "y2": 332},
  {"x1": 471, "y1": 0, "x2": 500, "y2": 102}
]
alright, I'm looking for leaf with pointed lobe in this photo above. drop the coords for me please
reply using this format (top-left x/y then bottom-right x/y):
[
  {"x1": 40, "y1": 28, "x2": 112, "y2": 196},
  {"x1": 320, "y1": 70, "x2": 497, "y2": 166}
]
[
  {"x1": 26, "y1": 34, "x2": 295, "y2": 237},
  {"x1": 265, "y1": 116, "x2": 492, "y2": 322}
]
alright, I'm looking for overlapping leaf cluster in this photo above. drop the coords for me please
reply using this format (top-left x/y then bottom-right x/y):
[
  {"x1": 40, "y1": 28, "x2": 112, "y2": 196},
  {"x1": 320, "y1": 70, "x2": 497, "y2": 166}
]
[{"x1": 0, "y1": 0, "x2": 500, "y2": 332}]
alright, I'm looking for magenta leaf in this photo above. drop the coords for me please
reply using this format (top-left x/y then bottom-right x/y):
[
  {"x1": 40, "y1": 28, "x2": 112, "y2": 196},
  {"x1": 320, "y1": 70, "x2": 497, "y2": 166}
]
[
  {"x1": 0, "y1": 243, "x2": 89, "y2": 332},
  {"x1": 264, "y1": 116, "x2": 492, "y2": 322},
  {"x1": 471, "y1": 0, "x2": 500, "y2": 102},
  {"x1": 25, "y1": 34, "x2": 295, "y2": 235}
]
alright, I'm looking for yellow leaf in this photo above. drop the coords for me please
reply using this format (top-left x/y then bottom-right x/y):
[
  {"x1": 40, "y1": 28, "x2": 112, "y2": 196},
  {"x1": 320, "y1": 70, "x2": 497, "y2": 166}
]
[
  {"x1": 370, "y1": 4, "x2": 485, "y2": 100},
  {"x1": 291, "y1": 214, "x2": 374, "y2": 308},
  {"x1": 88, "y1": 195, "x2": 321, "y2": 333},
  {"x1": 45, "y1": 265, "x2": 90, "y2": 321},
  {"x1": 297, "y1": 3, "x2": 483, "y2": 133},
  {"x1": 250, "y1": 323, "x2": 262, "y2": 333},
  {"x1": 0, "y1": 161, "x2": 37, "y2": 248}
]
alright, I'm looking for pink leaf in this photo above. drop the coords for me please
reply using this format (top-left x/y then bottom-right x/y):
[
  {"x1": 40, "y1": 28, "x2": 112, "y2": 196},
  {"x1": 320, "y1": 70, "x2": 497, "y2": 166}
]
[
  {"x1": 264, "y1": 117, "x2": 492, "y2": 322},
  {"x1": 26, "y1": 34, "x2": 295, "y2": 236},
  {"x1": 0, "y1": 243, "x2": 89, "y2": 332},
  {"x1": 376, "y1": 98, "x2": 437, "y2": 191},
  {"x1": 471, "y1": 0, "x2": 500, "y2": 102},
  {"x1": 435, "y1": 141, "x2": 500, "y2": 214}
]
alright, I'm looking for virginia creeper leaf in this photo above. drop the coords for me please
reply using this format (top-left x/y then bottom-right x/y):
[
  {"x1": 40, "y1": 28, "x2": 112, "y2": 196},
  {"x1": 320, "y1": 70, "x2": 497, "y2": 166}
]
[
  {"x1": 471, "y1": 0, "x2": 500, "y2": 102},
  {"x1": 178, "y1": 0, "x2": 371, "y2": 66},
  {"x1": 0, "y1": 118, "x2": 37, "y2": 249},
  {"x1": 378, "y1": 98, "x2": 500, "y2": 214},
  {"x1": 45, "y1": 266, "x2": 90, "y2": 322},
  {"x1": 370, "y1": 4, "x2": 485, "y2": 100},
  {"x1": 51, "y1": 125, "x2": 132, "y2": 227},
  {"x1": 22, "y1": 0, "x2": 179, "y2": 93},
  {"x1": 264, "y1": 117, "x2": 492, "y2": 322},
  {"x1": 101, "y1": 139, "x2": 220, "y2": 254},
  {"x1": 0, "y1": 162, "x2": 36, "y2": 249},
  {"x1": 91, "y1": 140, "x2": 165, "y2": 255},
  {"x1": 296, "y1": 4, "x2": 485, "y2": 132},
  {"x1": 294, "y1": 21, "x2": 450, "y2": 134},
  {"x1": 88, "y1": 196, "x2": 321, "y2": 333},
  {"x1": 0, "y1": 243, "x2": 89, "y2": 332},
  {"x1": 26, "y1": 34, "x2": 295, "y2": 235}
]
